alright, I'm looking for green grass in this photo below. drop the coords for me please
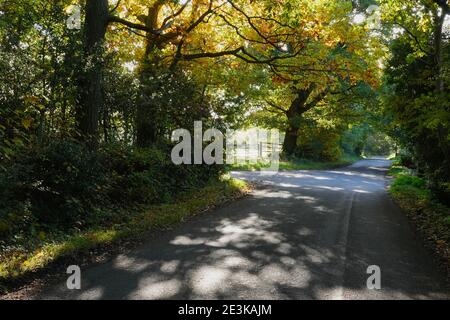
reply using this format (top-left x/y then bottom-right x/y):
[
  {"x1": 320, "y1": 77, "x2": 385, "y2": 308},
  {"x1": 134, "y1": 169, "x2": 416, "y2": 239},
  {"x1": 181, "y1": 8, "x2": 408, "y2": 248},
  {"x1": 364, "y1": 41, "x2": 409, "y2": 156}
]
[
  {"x1": 388, "y1": 164, "x2": 410, "y2": 177},
  {"x1": 227, "y1": 154, "x2": 361, "y2": 171},
  {"x1": 389, "y1": 174, "x2": 431, "y2": 202},
  {"x1": 388, "y1": 164, "x2": 437, "y2": 218},
  {"x1": 0, "y1": 176, "x2": 250, "y2": 293}
]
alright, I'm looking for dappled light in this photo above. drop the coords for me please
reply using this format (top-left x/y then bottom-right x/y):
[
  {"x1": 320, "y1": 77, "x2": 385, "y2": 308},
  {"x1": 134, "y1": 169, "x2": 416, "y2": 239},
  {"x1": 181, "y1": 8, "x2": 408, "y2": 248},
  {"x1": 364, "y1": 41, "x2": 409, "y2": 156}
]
[{"x1": 38, "y1": 159, "x2": 448, "y2": 300}]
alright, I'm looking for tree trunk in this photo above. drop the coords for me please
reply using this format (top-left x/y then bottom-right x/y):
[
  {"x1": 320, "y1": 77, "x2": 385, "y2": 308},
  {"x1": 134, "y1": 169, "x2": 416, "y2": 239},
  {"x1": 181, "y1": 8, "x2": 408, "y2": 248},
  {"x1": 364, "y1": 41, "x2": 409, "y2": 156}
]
[
  {"x1": 77, "y1": 0, "x2": 109, "y2": 148},
  {"x1": 282, "y1": 88, "x2": 314, "y2": 157},
  {"x1": 136, "y1": 65, "x2": 160, "y2": 148},
  {"x1": 135, "y1": 4, "x2": 164, "y2": 148},
  {"x1": 282, "y1": 126, "x2": 299, "y2": 157},
  {"x1": 136, "y1": 99, "x2": 158, "y2": 147},
  {"x1": 433, "y1": 9, "x2": 450, "y2": 161},
  {"x1": 434, "y1": 10, "x2": 445, "y2": 93}
]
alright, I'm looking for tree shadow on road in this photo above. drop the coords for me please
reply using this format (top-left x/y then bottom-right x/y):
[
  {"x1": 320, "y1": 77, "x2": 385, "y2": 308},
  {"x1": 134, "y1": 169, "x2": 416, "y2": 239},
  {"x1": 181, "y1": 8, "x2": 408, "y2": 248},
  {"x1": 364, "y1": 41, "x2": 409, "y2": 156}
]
[{"x1": 41, "y1": 165, "x2": 449, "y2": 300}]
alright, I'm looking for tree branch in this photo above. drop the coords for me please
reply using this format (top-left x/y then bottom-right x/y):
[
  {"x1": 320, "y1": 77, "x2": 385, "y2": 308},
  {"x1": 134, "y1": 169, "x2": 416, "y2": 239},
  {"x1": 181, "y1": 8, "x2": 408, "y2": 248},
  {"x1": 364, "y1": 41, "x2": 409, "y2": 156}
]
[
  {"x1": 265, "y1": 100, "x2": 288, "y2": 114},
  {"x1": 304, "y1": 87, "x2": 330, "y2": 110},
  {"x1": 109, "y1": 0, "x2": 122, "y2": 14},
  {"x1": 161, "y1": 1, "x2": 190, "y2": 28},
  {"x1": 329, "y1": 84, "x2": 357, "y2": 95},
  {"x1": 180, "y1": 47, "x2": 244, "y2": 61},
  {"x1": 185, "y1": 0, "x2": 215, "y2": 33},
  {"x1": 108, "y1": 15, "x2": 157, "y2": 34},
  {"x1": 108, "y1": 15, "x2": 176, "y2": 37},
  {"x1": 227, "y1": 0, "x2": 289, "y2": 51},
  {"x1": 393, "y1": 20, "x2": 433, "y2": 56}
]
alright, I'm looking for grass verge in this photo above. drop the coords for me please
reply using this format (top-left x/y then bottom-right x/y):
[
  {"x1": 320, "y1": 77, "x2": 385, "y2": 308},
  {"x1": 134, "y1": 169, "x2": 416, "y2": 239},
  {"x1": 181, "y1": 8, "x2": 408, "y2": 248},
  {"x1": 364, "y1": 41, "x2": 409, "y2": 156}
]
[
  {"x1": 227, "y1": 154, "x2": 361, "y2": 171},
  {"x1": 0, "y1": 176, "x2": 250, "y2": 295},
  {"x1": 388, "y1": 164, "x2": 450, "y2": 278}
]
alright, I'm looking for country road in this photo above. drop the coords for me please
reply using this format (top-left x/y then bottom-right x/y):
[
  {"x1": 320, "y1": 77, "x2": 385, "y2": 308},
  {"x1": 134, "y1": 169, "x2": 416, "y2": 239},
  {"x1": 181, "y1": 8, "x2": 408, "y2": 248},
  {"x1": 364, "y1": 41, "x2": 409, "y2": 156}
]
[{"x1": 38, "y1": 159, "x2": 449, "y2": 299}]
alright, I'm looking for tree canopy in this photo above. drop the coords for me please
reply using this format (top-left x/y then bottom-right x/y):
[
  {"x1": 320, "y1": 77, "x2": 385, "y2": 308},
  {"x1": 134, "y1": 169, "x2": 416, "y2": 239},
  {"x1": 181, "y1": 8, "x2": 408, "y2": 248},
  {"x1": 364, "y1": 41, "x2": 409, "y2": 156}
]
[{"x1": 0, "y1": 0, "x2": 449, "y2": 255}]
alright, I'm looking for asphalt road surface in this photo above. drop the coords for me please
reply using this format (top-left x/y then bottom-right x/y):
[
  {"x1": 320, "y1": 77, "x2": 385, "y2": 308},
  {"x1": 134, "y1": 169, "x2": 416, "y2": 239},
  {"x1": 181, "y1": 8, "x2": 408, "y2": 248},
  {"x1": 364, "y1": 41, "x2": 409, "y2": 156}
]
[{"x1": 38, "y1": 158, "x2": 449, "y2": 299}]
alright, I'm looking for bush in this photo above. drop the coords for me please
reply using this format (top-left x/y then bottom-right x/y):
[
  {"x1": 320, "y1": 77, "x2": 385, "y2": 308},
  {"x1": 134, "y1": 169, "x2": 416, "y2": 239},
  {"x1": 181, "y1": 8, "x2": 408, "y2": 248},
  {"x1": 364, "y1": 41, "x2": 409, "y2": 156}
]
[
  {"x1": 397, "y1": 152, "x2": 415, "y2": 169},
  {"x1": 0, "y1": 141, "x2": 106, "y2": 239},
  {"x1": 389, "y1": 171, "x2": 450, "y2": 278},
  {"x1": 101, "y1": 144, "x2": 223, "y2": 205},
  {"x1": 390, "y1": 175, "x2": 431, "y2": 202},
  {"x1": 0, "y1": 140, "x2": 223, "y2": 245},
  {"x1": 392, "y1": 175, "x2": 426, "y2": 189}
]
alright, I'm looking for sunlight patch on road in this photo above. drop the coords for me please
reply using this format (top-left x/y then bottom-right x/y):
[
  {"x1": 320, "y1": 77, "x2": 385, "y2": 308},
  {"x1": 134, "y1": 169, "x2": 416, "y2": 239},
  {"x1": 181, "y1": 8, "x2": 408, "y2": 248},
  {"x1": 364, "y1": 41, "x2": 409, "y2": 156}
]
[
  {"x1": 191, "y1": 266, "x2": 231, "y2": 296},
  {"x1": 295, "y1": 195, "x2": 317, "y2": 203},
  {"x1": 160, "y1": 260, "x2": 180, "y2": 273},
  {"x1": 276, "y1": 242, "x2": 293, "y2": 254},
  {"x1": 113, "y1": 254, "x2": 152, "y2": 273},
  {"x1": 253, "y1": 189, "x2": 293, "y2": 198},
  {"x1": 298, "y1": 227, "x2": 314, "y2": 236},
  {"x1": 77, "y1": 287, "x2": 104, "y2": 300},
  {"x1": 353, "y1": 189, "x2": 372, "y2": 194},
  {"x1": 316, "y1": 186, "x2": 345, "y2": 191},
  {"x1": 171, "y1": 236, "x2": 207, "y2": 246},
  {"x1": 135, "y1": 278, "x2": 182, "y2": 299}
]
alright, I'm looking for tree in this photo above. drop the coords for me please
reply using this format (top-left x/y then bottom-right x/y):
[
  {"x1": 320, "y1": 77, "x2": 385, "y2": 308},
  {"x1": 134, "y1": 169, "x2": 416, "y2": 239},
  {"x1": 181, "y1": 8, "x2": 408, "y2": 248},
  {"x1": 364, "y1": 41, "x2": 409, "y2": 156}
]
[
  {"x1": 114, "y1": 0, "x2": 306, "y2": 147},
  {"x1": 380, "y1": 0, "x2": 450, "y2": 199},
  {"x1": 76, "y1": 0, "x2": 109, "y2": 147},
  {"x1": 248, "y1": 0, "x2": 382, "y2": 156}
]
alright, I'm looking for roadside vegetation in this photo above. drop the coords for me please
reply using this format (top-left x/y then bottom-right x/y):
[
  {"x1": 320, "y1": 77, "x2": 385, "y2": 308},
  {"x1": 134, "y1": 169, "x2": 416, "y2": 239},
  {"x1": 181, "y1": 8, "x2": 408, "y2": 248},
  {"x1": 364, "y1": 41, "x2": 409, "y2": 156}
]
[
  {"x1": 380, "y1": 0, "x2": 450, "y2": 277},
  {"x1": 0, "y1": 146, "x2": 249, "y2": 293},
  {"x1": 388, "y1": 158, "x2": 450, "y2": 277}
]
